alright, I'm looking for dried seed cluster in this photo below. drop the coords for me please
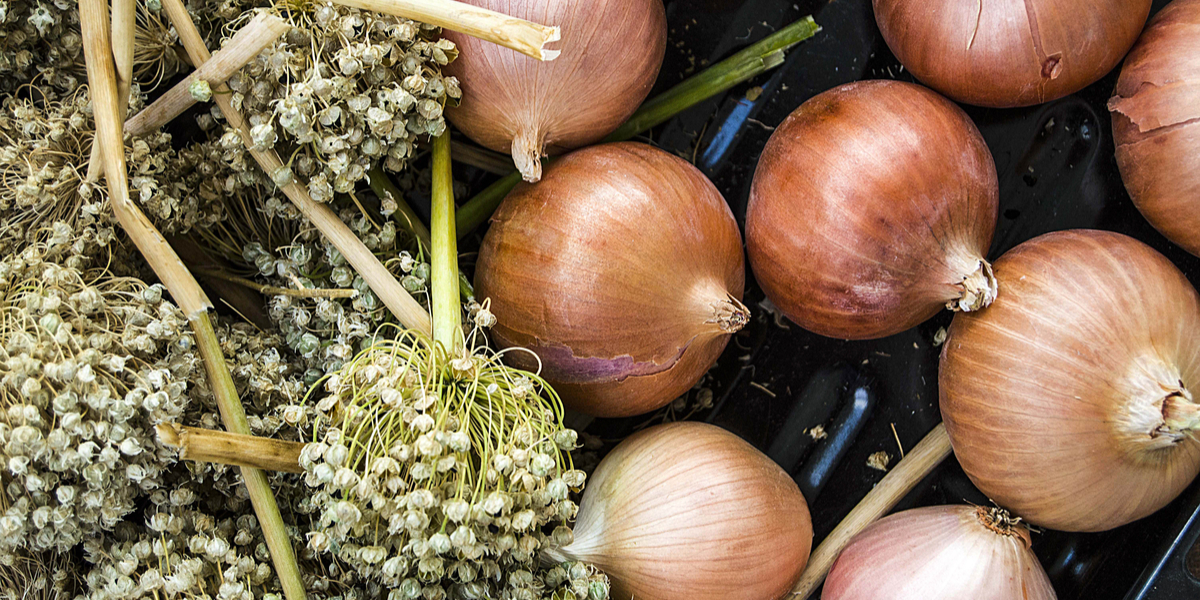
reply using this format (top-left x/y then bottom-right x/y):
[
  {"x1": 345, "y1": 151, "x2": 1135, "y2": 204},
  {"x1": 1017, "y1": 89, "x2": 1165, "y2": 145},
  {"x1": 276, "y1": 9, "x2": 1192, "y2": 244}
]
[
  {"x1": 295, "y1": 332, "x2": 606, "y2": 600},
  {"x1": 0, "y1": 248, "x2": 200, "y2": 559},
  {"x1": 205, "y1": 2, "x2": 461, "y2": 200}
]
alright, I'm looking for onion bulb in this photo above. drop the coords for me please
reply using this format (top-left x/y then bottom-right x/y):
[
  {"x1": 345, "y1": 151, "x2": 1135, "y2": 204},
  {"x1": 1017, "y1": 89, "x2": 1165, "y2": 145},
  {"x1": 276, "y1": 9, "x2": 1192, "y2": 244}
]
[
  {"x1": 873, "y1": 0, "x2": 1152, "y2": 107},
  {"x1": 443, "y1": 0, "x2": 666, "y2": 182},
  {"x1": 940, "y1": 230, "x2": 1200, "y2": 532},
  {"x1": 544, "y1": 421, "x2": 812, "y2": 600},
  {"x1": 746, "y1": 80, "x2": 998, "y2": 341},
  {"x1": 1110, "y1": 0, "x2": 1200, "y2": 257},
  {"x1": 824, "y1": 505, "x2": 1056, "y2": 600},
  {"x1": 475, "y1": 142, "x2": 747, "y2": 418}
]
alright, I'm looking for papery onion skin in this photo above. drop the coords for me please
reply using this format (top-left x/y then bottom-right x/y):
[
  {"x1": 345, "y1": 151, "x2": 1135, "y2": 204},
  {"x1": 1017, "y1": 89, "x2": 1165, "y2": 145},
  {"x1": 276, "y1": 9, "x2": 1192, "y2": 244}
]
[
  {"x1": 546, "y1": 421, "x2": 812, "y2": 600},
  {"x1": 940, "y1": 230, "x2": 1200, "y2": 532},
  {"x1": 873, "y1": 0, "x2": 1151, "y2": 108},
  {"x1": 746, "y1": 80, "x2": 998, "y2": 341},
  {"x1": 1110, "y1": 0, "x2": 1200, "y2": 257},
  {"x1": 443, "y1": 0, "x2": 666, "y2": 182},
  {"x1": 475, "y1": 142, "x2": 747, "y2": 418},
  {"x1": 824, "y1": 506, "x2": 1056, "y2": 600}
]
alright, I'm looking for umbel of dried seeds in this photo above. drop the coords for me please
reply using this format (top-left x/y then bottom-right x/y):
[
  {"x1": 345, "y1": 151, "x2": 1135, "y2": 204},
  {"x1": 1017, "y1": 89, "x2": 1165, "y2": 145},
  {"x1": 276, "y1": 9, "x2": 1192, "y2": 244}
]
[{"x1": 294, "y1": 323, "x2": 607, "y2": 600}]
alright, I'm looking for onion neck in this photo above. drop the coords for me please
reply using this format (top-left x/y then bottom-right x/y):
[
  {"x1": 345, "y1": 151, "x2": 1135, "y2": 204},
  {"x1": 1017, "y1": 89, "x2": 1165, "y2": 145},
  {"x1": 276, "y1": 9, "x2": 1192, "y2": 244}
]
[
  {"x1": 511, "y1": 127, "x2": 545, "y2": 183},
  {"x1": 707, "y1": 295, "x2": 750, "y2": 334},
  {"x1": 975, "y1": 506, "x2": 1033, "y2": 548},
  {"x1": 1159, "y1": 389, "x2": 1200, "y2": 439},
  {"x1": 1118, "y1": 360, "x2": 1199, "y2": 451},
  {"x1": 947, "y1": 258, "x2": 998, "y2": 312}
]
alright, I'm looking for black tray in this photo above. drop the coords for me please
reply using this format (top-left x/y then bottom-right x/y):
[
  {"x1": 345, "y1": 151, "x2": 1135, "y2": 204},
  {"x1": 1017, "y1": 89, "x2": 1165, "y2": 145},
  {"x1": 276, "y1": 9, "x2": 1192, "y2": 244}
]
[{"x1": 456, "y1": 0, "x2": 1200, "y2": 597}]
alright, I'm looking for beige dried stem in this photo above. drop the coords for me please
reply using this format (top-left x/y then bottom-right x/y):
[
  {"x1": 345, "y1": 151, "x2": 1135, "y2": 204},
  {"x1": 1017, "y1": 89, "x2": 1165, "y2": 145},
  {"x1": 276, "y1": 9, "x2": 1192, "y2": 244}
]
[
  {"x1": 157, "y1": 424, "x2": 305, "y2": 474},
  {"x1": 161, "y1": 0, "x2": 433, "y2": 335},
  {"x1": 331, "y1": 0, "x2": 561, "y2": 61},
  {"x1": 790, "y1": 423, "x2": 953, "y2": 598},
  {"x1": 83, "y1": 0, "x2": 136, "y2": 183},
  {"x1": 77, "y1": 3, "x2": 308, "y2": 600},
  {"x1": 125, "y1": 13, "x2": 290, "y2": 137}
]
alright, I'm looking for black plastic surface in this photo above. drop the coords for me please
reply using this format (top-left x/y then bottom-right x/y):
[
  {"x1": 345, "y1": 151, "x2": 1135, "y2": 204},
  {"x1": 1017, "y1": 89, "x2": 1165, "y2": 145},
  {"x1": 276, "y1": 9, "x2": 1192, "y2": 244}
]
[{"x1": 456, "y1": 0, "x2": 1200, "y2": 598}]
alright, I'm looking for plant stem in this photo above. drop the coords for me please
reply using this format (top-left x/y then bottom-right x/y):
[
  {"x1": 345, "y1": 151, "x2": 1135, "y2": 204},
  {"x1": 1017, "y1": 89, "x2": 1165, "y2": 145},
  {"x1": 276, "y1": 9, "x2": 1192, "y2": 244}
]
[
  {"x1": 157, "y1": 423, "x2": 305, "y2": 474},
  {"x1": 330, "y1": 0, "x2": 561, "y2": 61},
  {"x1": 78, "y1": 3, "x2": 306, "y2": 581},
  {"x1": 79, "y1": 0, "x2": 210, "y2": 318},
  {"x1": 605, "y1": 16, "x2": 820, "y2": 142},
  {"x1": 366, "y1": 164, "x2": 476, "y2": 301},
  {"x1": 192, "y1": 314, "x2": 307, "y2": 600},
  {"x1": 430, "y1": 133, "x2": 462, "y2": 352},
  {"x1": 455, "y1": 170, "x2": 520, "y2": 239},
  {"x1": 453, "y1": 15, "x2": 821, "y2": 238},
  {"x1": 83, "y1": 0, "x2": 136, "y2": 183},
  {"x1": 163, "y1": 0, "x2": 432, "y2": 336},
  {"x1": 790, "y1": 422, "x2": 952, "y2": 599},
  {"x1": 125, "y1": 13, "x2": 289, "y2": 137}
]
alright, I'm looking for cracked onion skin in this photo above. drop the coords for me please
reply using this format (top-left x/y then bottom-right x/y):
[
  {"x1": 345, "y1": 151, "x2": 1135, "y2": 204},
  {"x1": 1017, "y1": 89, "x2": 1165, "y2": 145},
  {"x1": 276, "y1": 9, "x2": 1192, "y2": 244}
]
[
  {"x1": 1110, "y1": 0, "x2": 1200, "y2": 257},
  {"x1": 825, "y1": 506, "x2": 1056, "y2": 600},
  {"x1": 746, "y1": 80, "x2": 999, "y2": 341},
  {"x1": 940, "y1": 230, "x2": 1200, "y2": 532},
  {"x1": 544, "y1": 422, "x2": 813, "y2": 600},
  {"x1": 444, "y1": 0, "x2": 666, "y2": 182},
  {"x1": 475, "y1": 142, "x2": 747, "y2": 418},
  {"x1": 873, "y1": 0, "x2": 1152, "y2": 108}
]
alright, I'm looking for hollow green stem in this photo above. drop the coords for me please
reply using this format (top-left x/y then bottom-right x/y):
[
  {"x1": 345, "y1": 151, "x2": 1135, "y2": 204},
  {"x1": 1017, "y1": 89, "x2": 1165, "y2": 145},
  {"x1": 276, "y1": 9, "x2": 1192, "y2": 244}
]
[
  {"x1": 192, "y1": 311, "x2": 306, "y2": 600},
  {"x1": 367, "y1": 164, "x2": 476, "y2": 301},
  {"x1": 430, "y1": 133, "x2": 462, "y2": 352},
  {"x1": 453, "y1": 15, "x2": 821, "y2": 238},
  {"x1": 605, "y1": 16, "x2": 820, "y2": 141}
]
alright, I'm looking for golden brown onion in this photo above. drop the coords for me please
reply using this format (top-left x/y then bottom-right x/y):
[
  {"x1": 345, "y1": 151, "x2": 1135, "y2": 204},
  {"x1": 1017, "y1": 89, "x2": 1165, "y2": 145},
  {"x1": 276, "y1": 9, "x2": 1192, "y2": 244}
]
[
  {"x1": 873, "y1": 0, "x2": 1152, "y2": 107},
  {"x1": 824, "y1": 506, "x2": 1056, "y2": 600},
  {"x1": 475, "y1": 142, "x2": 747, "y2": 417},
  {"x1": 940, "y1": 230, "x2": 1200, "y2": 532},
  {"x1": 544, "y1": 422, "x2": 813, "y2": 600},
  {"x1": 1110, "y1": 0, "x2": 1200, "y2": 256},
  {"x1": 444, "y1": 0, "x2": 666, "y2": 182},
  {"x1": 746, "y1": 80, "x2": 998, "y2": 341}
]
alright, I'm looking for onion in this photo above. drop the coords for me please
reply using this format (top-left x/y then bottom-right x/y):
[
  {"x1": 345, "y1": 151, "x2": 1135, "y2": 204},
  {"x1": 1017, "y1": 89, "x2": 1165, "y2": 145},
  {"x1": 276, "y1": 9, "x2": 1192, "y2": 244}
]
[
  {"x1": 873, "y1": 0, "x2": 1152, "y2": 107},
  {"x1": 544, "y1": 421, "x2": 812, "y2": 600},
  {"x1": 475, "y1": 142, "x2": 747, "y2": 418},
  {"x1": 1110, "y1": 0, "x2": 1200, "y2": 257},
  {"x1": 940, "y1": 230, "x2": 1200, "y2": 532},
  {"x1": 746, "y1": 80, "x2": 998, "y2": 341},
  {"x1": 443, "y1": 0, "x2": 666, "y2": 182},
  {"x1": 824, "y1": 506, "x2": 1056, "y2": 600}
]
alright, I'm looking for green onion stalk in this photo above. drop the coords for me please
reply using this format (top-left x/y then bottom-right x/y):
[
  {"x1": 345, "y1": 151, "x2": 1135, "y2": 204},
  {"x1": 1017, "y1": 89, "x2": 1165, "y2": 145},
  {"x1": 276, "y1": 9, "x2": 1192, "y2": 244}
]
[
  {"x1": 297, "y1": 134, "x2": 606, "y2": 598},
  {"x1": 452, "y1": 15, "x2": 821, "y2": 239}
]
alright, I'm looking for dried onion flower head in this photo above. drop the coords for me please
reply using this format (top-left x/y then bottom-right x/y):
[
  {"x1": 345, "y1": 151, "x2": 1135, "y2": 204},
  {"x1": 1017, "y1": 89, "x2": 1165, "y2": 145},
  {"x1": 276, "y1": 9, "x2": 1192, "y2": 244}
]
[
  {"x1": 0, "y1": 250, "x2": 200, "y2": 560},
  {"x1": 0, "y1": 549, "x2": 80, "y2": 599},
  {"x1": 297, "y1": 324, "x2": 605, "y2": 599},
  {"x1": 0, "y1": 0, "x2": 188, "y2": 95},
  {"x1": 202, "y1": 1, "x2": 460, "y2": 200},
  {"x1": 0, "y1": 87, "x2": 243, "y2": 254},
  {"x1": 0, "y1": 0, "x2": 85, "y2": 94}
]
